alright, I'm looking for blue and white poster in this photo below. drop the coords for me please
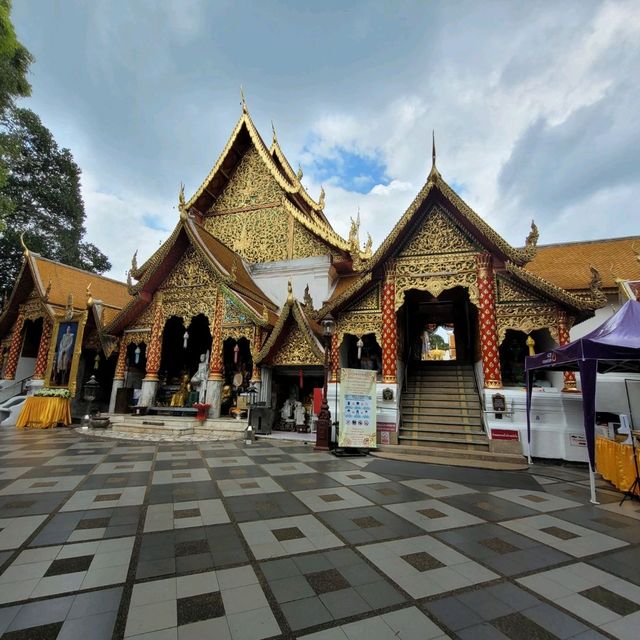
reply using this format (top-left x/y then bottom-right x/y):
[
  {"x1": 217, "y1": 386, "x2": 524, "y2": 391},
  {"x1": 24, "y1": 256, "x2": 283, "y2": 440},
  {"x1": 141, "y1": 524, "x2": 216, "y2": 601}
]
[{"x1": 339, "y1": 368, "x2": 377, "y2": 448}]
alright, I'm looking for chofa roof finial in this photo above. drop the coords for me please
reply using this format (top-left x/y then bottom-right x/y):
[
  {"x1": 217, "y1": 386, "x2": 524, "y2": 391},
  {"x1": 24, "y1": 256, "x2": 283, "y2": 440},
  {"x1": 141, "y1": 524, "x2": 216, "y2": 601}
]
[
  {"x1": 287, "y1": 279, "x2": 294, "y2": 305},
  {"x1": 271, "y1": 120, "x2": 277, "y2": 143},
  {"x1": 432, "y1": 130, "x2": 436, "y2": 170},
  {"x1": 20, "y1": 231, "x2": 29, "y2": 257},
  {"x1": 240, "y1": 86, "x2": 247, "y2": 114}
]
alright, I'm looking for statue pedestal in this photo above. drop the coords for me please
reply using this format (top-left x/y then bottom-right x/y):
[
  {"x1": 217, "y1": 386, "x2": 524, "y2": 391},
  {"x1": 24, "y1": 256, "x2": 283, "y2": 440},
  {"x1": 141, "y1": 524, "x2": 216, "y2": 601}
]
[
  {"x1": 140, "y1": 379, "x2": 158, "y2": 407},
  {"x1": 205, "y1": 380, "x2": 222, "y2": 418},
  {"x1": 109, "y1": 379, "x2": 124, "y2": 413}
]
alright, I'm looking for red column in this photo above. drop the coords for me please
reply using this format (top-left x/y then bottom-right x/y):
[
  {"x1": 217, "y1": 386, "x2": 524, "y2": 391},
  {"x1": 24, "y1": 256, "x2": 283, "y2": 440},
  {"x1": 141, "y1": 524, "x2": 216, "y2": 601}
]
[
  {"x1": 32, "y1": 317, "x2": 53, "y2": 380},
  {"x1": 329, "y1": 332, "x2": 340, "y2": 383},
  {"x1": 4, "y1": 309, "x2": 25, "y2": 380},
  {"x1": 381, "y1": 260, "x2": 398, "y2": 384},
  {"x1": 251, "y1": 326, "x2": 262, "y2": 382},
  {"x1": 143, "y1": 297, "x2": 164, "y2": 381},
  {"x1": 558, "y1": 310, "x2": 578, "y2": 392},
  {"x1": 114, "y1": 337, "x2": 128, "y2": 381},
  {"x1": 208, "y1": 291, "x2": 224, "y2": 381},
  {"x1": 476, "y1": 253, "x2": 502, "y2": 389}
]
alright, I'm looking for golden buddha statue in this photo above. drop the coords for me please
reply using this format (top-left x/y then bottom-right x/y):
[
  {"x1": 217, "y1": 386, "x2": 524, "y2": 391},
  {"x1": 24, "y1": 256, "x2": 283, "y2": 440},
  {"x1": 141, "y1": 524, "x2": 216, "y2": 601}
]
[{"x1": 170, "y1": 374, "x2": 191, "y2": 407}]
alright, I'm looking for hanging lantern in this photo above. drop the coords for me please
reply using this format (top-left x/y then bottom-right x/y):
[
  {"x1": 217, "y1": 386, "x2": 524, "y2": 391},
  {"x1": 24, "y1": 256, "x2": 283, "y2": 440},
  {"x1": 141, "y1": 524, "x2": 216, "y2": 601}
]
[
  {"x1": 134, "y1": 345, "x2": 141, "y2": 364},
  {"x1": 183, "y1": 330, "x2": 189, "y2": 349},
  {"x1": 233, "y1": 343, "x2": 239, "y2": 364},
  {"x1": 356, "y1": 337, "x2": 364, "y2": 360},
  {"x1": 299, "y1": 368, "x2": 303, "y2": 388},
  {"x1": 93, "y1": 353, "x2": 100, "y2": 370}
]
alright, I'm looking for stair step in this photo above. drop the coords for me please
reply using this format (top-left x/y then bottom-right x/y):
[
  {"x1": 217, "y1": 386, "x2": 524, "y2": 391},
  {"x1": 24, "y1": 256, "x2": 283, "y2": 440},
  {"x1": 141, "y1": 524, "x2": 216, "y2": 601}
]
[
  {"x1": 376, "y1": 443, "x2": 525, "y2": 464},
  {"x1": 397, "y1": 436, "x2": 489, "y2": 451},
  {"x1": 370, "y1": 450, "x2": 529, "y2": 471},
  {"x1": 398, "y1": 424, "x2": 484, "y2": 434},
  {"x1": 399, "y1": 429, "x2": 485, "y2": 441},
  {"x1": 402, "y1": 403, "x2": 481, "y2": 414},
  {"x1": 401, "y1": 410, "x2": 481, "y2": 422}
]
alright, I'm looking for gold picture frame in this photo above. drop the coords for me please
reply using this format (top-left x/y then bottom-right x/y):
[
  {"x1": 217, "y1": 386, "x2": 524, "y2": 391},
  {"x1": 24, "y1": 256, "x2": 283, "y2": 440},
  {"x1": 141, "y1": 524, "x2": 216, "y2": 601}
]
[{"x1": 44, "y1": 310, "x2": 88, "y2": 398}]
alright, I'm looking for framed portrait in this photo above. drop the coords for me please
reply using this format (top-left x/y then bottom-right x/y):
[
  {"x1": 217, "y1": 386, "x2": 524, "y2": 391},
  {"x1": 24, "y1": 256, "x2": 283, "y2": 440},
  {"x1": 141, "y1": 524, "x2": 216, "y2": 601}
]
[{"x1": 45, "y1": 311, "x2": 88, "y2": 396}]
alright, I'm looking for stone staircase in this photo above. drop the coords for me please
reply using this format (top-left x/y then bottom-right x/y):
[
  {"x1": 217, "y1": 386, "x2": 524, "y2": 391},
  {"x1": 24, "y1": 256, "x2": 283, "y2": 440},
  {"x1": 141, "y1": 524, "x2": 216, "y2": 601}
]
[{"x1": 373, "y1": 362, "x2": 527, "y2": 470}]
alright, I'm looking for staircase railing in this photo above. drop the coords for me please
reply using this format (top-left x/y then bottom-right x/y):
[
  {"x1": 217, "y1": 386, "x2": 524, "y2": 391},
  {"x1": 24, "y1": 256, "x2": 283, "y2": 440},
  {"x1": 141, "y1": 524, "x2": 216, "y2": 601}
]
[
  {"x1": 0, "y1": 375, "x2": 32, "y2": 404},
  {"x1": 470, "y1": 363, "x2": 488, "y2": 434}
]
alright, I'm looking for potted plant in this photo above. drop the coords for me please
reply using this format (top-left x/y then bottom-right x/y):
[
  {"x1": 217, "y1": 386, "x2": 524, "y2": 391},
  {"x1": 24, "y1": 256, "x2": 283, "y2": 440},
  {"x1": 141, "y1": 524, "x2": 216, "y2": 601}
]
[{"x1": 193, "y1": 402, "x2": 211, "y2": 423}]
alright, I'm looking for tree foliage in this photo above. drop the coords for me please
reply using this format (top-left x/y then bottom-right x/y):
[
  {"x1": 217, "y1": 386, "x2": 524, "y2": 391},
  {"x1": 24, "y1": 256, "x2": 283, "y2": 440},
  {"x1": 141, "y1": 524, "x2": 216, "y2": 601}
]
[
  {"x1": 0, "y1": 0, "x2": 33, "y2": 112},
  {"x1": 0, "y1": 0, "x2": 34, "y2": 226},
  {"x1": 0, "y1": 107, "x2": 111, "y2": 294}
]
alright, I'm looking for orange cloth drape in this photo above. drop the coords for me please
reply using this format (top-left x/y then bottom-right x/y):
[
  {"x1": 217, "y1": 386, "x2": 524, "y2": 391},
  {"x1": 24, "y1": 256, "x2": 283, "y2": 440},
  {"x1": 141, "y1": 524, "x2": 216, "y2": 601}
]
[
  {"x1": 16, "y1": 397, "x2": 72, "y2": 429},
  {"x1": 596, "y1": 436, "x2": 640, "y2": 495}
]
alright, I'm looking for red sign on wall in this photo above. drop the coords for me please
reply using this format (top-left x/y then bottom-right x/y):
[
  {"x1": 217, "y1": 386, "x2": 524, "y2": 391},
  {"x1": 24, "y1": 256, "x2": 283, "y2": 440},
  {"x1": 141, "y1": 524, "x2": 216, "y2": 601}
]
[{"x1": 491, "y1": 429, "x2": 519, "y2": 441}]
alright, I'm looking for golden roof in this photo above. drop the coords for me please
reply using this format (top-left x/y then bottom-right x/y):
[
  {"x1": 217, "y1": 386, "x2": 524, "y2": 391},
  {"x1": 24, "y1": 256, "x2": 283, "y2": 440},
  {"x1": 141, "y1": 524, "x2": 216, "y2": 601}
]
[
  {"x1": 526, "y1": 236, "x2": 640, "y2": 291},
  {"x1": 31, "y1": 256, "x2": 129, "y2": 311}
]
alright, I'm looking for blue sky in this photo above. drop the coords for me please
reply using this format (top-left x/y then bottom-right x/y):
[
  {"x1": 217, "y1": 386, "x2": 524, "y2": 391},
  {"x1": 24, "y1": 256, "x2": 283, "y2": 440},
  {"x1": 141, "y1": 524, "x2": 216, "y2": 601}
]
[{"x1": 11, "y1": 0, "x2": 640, "y2": 280}]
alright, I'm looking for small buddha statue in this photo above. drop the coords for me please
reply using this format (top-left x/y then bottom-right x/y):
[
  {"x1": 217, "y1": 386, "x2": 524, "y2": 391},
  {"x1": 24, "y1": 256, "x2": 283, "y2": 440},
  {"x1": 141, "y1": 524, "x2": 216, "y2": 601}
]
[{"x1": 170, "y1": 374, "x2": 191, "y2": 407}]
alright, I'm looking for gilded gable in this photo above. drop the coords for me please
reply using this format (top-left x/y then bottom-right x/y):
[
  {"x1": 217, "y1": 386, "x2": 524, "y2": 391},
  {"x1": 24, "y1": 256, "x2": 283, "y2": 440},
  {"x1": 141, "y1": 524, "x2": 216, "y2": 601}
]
[
  {"x1": 210, "y1": 147, "x2": 282, "y2": 211},
  {"x1": 270, "y1": 323, "x2": 323, "y2": 366},
  {"x1": 344, "y1": 284, "x2": 380, "y2": 314},
  {"x1": 400, "y1": 206, "x2": 479, "y2": 257},
  {"x1": 496, "y1": 275, "x2": 544, "y2": 304}
]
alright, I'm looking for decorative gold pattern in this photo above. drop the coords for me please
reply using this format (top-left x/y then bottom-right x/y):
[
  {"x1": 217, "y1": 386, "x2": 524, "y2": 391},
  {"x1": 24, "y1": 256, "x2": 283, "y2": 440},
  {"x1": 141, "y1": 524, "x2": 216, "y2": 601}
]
[
  {"x1": 496, "y1": 275, "x2": 543, "y2": 304},
  {"x1": 346, "y1": 284, "x2": 380, "y2": 313},
  {"x1": 270, "y1": 324, "x2": 323, "y2": 366},
  {"x1": 496, "y1": 303, "x2": 559, "y2": 344},
  {"x1": 395, "y1": 253, "x2": 479, "y2": 310},
  {"x1": 336, "y1": 314, "x2": 382, "y2": 345},
  {"x1": 20, "y1": 291, "x2": 47, "y2": 322},
  {"x1": 158, "y1": 248, "x2": 217, "y2": 321}
]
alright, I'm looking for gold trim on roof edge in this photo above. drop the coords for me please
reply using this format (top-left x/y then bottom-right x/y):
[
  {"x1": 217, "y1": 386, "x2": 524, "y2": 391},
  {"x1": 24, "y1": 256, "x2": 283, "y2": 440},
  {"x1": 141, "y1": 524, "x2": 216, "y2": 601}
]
[
  {"x1": 281, "y1": 198, "x2": 349, "y2": 253},
  {"x1": 185, "y1": 111, "x2": 324, "y2": 215},
  {"x1": 319, "y1": 272, "x2": 373, "y2": 318},
  {"x1": 505, "y1": 262, "x2": 599, "y2": 311},
  {"x1": 255, "y1": 297, "x2": 324, "y2": 364}
]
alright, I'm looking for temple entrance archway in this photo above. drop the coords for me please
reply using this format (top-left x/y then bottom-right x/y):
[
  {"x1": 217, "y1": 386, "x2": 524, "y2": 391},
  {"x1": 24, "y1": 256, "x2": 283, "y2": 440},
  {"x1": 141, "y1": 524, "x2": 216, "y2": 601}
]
[
  {"x1": 399, "y1": 286, "x2": 476, "y2": 363},
  {"x1": 341, "y1": 333, "x2": 382, "y2": 379}
]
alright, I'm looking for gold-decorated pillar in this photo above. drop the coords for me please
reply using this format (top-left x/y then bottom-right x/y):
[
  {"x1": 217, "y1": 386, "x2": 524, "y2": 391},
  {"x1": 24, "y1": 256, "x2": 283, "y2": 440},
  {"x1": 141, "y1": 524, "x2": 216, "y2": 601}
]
[
  {"x1": 114, "y1": 337, "x2": 128, "y2": 381},
  {"x1": 558, "y1": 309, "x2": 578, "y2": 392},
  {"x1": 208, "y1": 291, "x2": 225, "y2": 382},
  {"x1": 251, "y1": 326, "x2": 262, "y2": 383},
  {"x1": 476, "y1": 253, "x2": 502, "y2": 389},
  {"x1": 143, "y1": 295, "x2": 164, "y2": 382},
  {"x1": 381, "y1": 260, "x2": 398, "y2": 384},
  {"x1": 4, "y1": 309, "x2": 25, "y2": 380},
  {"x1": 329, "y1": 332, "x2": 340, "y2": 383},
  {"x1": 32, "y1": 317, "x2": 53, "y2": 380}
]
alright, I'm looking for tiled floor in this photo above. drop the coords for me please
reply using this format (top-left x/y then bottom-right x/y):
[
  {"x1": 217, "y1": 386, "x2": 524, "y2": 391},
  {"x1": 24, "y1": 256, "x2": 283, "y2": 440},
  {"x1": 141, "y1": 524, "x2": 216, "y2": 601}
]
[{"x1": 0, "y1": 427, "x2": 637, "y2": 639}]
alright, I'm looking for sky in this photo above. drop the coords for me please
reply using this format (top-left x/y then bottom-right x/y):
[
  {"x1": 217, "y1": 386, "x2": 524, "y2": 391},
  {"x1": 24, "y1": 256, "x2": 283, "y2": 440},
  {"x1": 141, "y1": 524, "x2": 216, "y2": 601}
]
[{"x1": 12, "y1": 0, "x2": 640, "y2": 282}]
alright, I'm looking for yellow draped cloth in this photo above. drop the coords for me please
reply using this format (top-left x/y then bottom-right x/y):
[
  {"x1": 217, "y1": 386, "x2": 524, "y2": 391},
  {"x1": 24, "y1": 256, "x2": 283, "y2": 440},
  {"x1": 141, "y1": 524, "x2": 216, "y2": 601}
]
[
  {"x1": 16, "y1": 397, "x2": 72, "y2": 429},
  {"x1": 596, "y1": 436, "x2": 640, "y2": 495}
]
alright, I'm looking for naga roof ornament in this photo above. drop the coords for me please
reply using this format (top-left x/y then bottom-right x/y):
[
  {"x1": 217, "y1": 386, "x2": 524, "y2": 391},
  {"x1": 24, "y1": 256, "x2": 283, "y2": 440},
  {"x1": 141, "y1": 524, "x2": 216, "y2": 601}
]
[
  {"x1": 521, "y1": 220, "x2": 539, "y2": 261},
  {"x1": 589, "y1": 265, "x2": 607, "y2": 307},
  {"x1": 319, "y1": 186, "x2": 325, "y2": 209}
]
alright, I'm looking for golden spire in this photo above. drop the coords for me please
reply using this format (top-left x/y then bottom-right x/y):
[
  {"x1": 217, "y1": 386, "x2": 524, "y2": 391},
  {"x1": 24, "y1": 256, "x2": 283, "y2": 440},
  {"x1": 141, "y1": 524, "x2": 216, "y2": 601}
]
[
  {"x1": 271, "y1": 120, "x2": 277, "y2": 143},
  {"x1": 296, "y1": 164, "x2": 303, "y2": 180},
  {"x1": 432, "y1": 130, "x2": 436, "y2": 170},
  {"x1": 262, "y1": 304, "x2": 269, "y2": 323},
  {"x1": 428, "y1": 130, "x2": 441, "y2": 183},
  {"x1": 86, "y1": 282, "x2": 94, "y2": 308},
  {"x1": 319, "y1": 186, "x2": 325, "y2": 209},
  {"x1": 303, "y1": 284, "x2": 314, "y2": 312},
  {"x1": 20, "y1": 232, "x2": 29, "y2": 256},
  {"x1": 131, "y1": 249, "x2": 138, "y2": 274},
  {"x1": 363, "y1": 233, "x2": 373, "y2": 259},
  {"x1": 65, "y1": 293, "x2": 74, "y2": 320},
  {"x1": 526, "y1": 220, "x2": 539, "y2": 247},
  {"x1": 240, "y1": 86, "x2": 247, "y2": 114},
  {"x1": 44, "y1": 278, "x2": 51, "y2": 302},
  {"x1": 287, "y1": 279, "x2": 294, "y2": 304}
]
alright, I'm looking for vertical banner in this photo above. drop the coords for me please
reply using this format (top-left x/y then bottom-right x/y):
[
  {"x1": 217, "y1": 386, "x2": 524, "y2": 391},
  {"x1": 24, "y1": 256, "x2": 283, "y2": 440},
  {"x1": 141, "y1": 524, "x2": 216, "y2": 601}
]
[{"x1": 339, "y1": 368, "x2": 377, "y2": 448}]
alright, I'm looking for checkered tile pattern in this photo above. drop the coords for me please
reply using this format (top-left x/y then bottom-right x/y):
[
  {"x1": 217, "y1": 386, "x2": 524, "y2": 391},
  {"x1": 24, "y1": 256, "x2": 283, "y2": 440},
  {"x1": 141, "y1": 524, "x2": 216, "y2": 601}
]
[
  {"x1": 0, "y1": 427, "x2": 636, "y2": 639},
  {"x1": 476, "y1": 253, "x2": 502, "y2": 388},
  {"x1": 381, "y1": 261, "x2": 397, "y2": 384}
]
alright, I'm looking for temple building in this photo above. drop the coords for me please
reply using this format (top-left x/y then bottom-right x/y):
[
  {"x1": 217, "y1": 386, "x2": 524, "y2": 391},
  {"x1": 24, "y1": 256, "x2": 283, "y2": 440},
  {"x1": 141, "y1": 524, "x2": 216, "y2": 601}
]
[{"x1": 2, "y1": 100, "x2": 638, "y2": 463}]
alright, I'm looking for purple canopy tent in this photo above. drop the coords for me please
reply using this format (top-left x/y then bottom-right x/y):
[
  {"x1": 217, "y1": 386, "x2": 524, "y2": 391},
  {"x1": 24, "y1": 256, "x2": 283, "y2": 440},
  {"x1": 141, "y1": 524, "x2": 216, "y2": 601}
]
[{"x1": 525, "y1": 300, "x2": 640, "y2": 504}]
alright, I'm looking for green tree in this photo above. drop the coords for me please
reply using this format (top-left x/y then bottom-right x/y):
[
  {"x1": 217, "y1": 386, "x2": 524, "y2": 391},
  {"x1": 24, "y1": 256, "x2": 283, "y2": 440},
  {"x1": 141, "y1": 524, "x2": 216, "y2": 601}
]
[
  {"x1": 0, "y1": 0, "x2": 34, "y2": 226},
  {"x1": 0, "y1": 0, "x2": 33, "y2": 112},
  {"x1": 0, "y1": 107, "x2": 111, "y2": 294}
]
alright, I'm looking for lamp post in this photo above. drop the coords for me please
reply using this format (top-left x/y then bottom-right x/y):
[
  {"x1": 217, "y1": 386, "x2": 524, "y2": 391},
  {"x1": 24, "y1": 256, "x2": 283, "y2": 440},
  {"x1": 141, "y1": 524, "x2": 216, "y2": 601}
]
[{"x1": 315, "y1": 313, "x2": 335, "y2": 451}]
